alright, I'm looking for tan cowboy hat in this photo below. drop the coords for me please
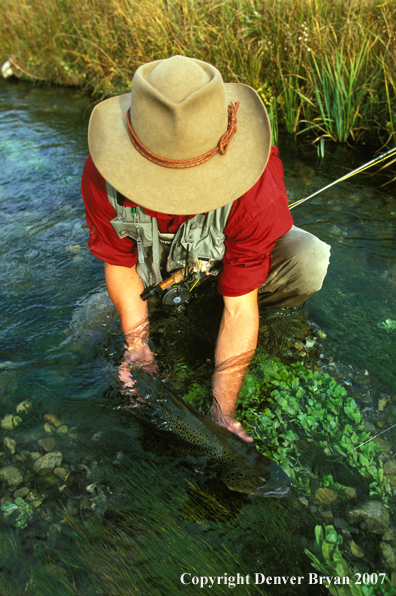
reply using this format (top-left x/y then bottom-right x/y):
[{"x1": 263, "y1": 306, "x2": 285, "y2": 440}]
[{"x1": 88, "y1": 55, "x2": 271, "y2": 215}]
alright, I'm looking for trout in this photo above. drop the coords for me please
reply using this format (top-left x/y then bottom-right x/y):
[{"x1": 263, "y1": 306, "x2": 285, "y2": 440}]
[{"x1": 125, "y1": 383, "x2": 291, "y2": 497}]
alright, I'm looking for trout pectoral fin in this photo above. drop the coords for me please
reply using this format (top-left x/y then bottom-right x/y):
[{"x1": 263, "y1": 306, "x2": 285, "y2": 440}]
[{"x1": 253, "y1": 461, "x2": 291, "y2": 498}]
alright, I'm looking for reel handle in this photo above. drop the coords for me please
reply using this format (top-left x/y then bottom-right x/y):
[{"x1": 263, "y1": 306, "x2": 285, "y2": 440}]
[{"x1": 140, "y1": 268, "x2": 186, "y2": 301}]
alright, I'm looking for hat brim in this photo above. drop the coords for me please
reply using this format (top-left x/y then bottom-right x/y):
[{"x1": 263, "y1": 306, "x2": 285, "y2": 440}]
[{"x1": 88, "y1": 83, "x2": 271, "y2": 215}]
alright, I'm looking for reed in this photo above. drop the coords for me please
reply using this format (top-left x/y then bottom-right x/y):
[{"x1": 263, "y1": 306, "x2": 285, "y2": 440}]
[
  {"x1": 304, "y1": 43, "x2": 376, "y2": 143},
  {"x1": 0, "y1": 0, "x2": 395, "y2": 146}
]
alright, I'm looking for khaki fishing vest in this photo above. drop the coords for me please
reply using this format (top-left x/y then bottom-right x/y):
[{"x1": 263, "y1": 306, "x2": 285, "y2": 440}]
[{"x1": 106, "y1": 182, "x2": 233, "y2": 288}]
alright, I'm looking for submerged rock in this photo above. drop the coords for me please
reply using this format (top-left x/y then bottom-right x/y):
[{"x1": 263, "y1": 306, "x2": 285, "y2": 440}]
[
  {"x1": 38, "y1": 438, "x2": 56, "y2": 452},
  {"x1": 32, "y1": 451, "x2": 63, "y2": 474},
  {"x1": 315, "y1": 488, "x2": 338, "y2": 507},
  {"x1": 1, "y1": 414, "x2": 14, "y2": 430},
  {"x1": 57, "y1": 425, "x2": 69, "y2": 435},
  {"x1": 1, "y1": 414, "x2": 22, "y2": 430},
  {"x1": 345, "y1": 487, "x2": 357, "y2": 499},
  {"x1": 13, "y1": 486, "x2": 30, "y2": 499},
  {"x1": 364, "y1": 420, "x2": 376, "y2": 433},
  {"x1": 32, "y1": 498, "x2": 45, "y2": 508},
  {"x1": 3, "y1": 437, "x2": 16, "y2": 455},
  {"x1": 348, "y1": 500, "x2": 390, "y2": 535},
  {"x1": 373, "y1": 438, "x2": 393, "y2": 452},
  {"x1": 53, "y1": 467, "x2": 68, "y2": 480},
  {"x1": 384, "y1": 460, "x2": 396, "y2": 475},
  {"x1": 321, "y1": 510, "x2": 333, "y2": 524},
  {"x1": 44, "y1": 423, "x2": 55, "y2": 435},
  {"x1": 333, "y1": 516, "x2": 357, "y2": 537},
  {"x1": 0, "y1": 465, "x2": 23, "y2": 487},
  {"x1": 380, "y1": 543, "x2": 396, "y2": 570},
  {"x1": 387, "y1": 476, "x2": 396, "y2": 489},
  {"x1": 41, "y1": 473, "x2": 60, "y2": 487},
  {"x1": 392, "y1": 572, "x2": 396, "y2": 588},
  {"x1": 350, "y1": 540, "x2": 365, "y2": 558},
  {"x1": 43, "y1": 414, "x2": 63, "y2": 428},
  {"x1": 382, "y1": 528, "x2": 396, "y2": 543},
  {"x1": 16, "y1": 400, "x2": 31, "y2": 414},
  {"x1": 379, "y1": 452, "x2": 391, "y2": 463}
]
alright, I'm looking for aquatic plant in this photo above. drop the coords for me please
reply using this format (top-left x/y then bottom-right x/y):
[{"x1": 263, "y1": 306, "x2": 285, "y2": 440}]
[
  {"x1": 180, "y1": 352, "x2": 391, "y2": 502},
  {"x1": 377, "y1": 319, "x2": 396, "y2": 332},
  {"x1": 0, "y1": 455, "x2": 306, "y2": 595},
  {"x1": 1, "y1": 498, "x2": 34, "y2": 529},
  {"x1": 0, "y1": 0, "x2": 395, "y2": 147},
  {"x1": 305, "y1": 525, "x2": 394, "y2": 596},
  {"x1": 239, "y1": 354, "x2": 391, "y2": 500}
]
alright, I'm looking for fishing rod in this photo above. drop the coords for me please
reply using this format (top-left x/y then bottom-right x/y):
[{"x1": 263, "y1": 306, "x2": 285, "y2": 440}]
[
  {"x1": 287, "y1": 148, "x2": 396, "y2": 465},
  {"x1": 289, "y1": 146, "x2": 396, "y2": 210},
  {"x1": 140, "y1": 147, "x2": 396, "y2": 305}
]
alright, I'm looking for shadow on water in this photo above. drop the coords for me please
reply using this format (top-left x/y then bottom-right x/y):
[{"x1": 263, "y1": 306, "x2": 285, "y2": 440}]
[{"x1": 1, "y1": 79, "x2": 396, "y2": 594}]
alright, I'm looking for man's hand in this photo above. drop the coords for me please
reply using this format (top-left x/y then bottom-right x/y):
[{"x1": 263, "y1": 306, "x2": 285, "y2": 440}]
[
  {"x1": 105, "y1": 262, "x2": 259, "y2": 438},
  {"x1": 211, "y1": 409, "x2": 254, "y2": 443},
  {"x1": 105, "y1": 262, "x2": 157, "y2": 390},
  {"x1": 211, "y1": 289, "x2": 259, "y2": 443},
  {"x1": 119, "y1": 320, "x2": 158, "y2": 389}
]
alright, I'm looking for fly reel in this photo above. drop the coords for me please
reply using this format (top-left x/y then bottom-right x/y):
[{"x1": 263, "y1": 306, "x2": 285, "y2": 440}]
[{"x1": 162, "y1": 281, "x2": 191, "y2": 305}]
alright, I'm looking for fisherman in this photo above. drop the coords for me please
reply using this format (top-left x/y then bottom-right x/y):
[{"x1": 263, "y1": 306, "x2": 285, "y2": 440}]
[{"x1": 81, "y1": 55, "x2": 330, "y2": 443}]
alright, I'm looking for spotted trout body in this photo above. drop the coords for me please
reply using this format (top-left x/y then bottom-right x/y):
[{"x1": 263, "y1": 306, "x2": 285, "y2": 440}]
[{"x1": 129, "y1": 385, "x2": 291, "y2": 497}]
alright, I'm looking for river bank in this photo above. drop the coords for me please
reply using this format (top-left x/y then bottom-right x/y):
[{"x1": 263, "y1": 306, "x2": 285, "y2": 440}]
[{"x1": 1, "y1": 0, "x2": 395, "y2": 148}]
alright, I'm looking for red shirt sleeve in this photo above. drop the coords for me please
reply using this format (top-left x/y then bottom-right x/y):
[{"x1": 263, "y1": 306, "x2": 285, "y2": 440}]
[
  {"x1": 81, "y1": 156, "x2": 194, "y2": 265},
  {"x1": 217, "y1": 146, "x2": 293, "y2": 297},
  {"x1": 81, "y1": 155, "x2": 138, "y2": 267}
]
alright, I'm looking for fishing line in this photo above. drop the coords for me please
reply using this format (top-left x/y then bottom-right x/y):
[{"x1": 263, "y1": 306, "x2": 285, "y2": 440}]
[
  {"x1": 333, "y1": 422, "x2": 396, "y2": 464},
  {"x1": 289, "y1": 146, "x2": 396, "y2": 210},
  {"x1": 287, "y1": 148, "x2": 396, "y2": 469}
]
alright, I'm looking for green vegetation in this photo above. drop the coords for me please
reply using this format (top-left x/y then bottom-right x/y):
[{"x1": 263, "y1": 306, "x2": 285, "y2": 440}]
[
  {"x1": 378, "y1": 318, "x2": 396, "y2": 332},
  {"x1": 180, "y1": 352, "x2": 392, "y2": 502},
  {"x1": 305, "y1": 525, "x2": 394, "y2": 596},
  {"x1": 0, "y1": 0, "x2": 395, "y2": 146},
  {"x1": 1, "y1": 497, "x2": 34, "y2": 529},
  {"x1": 0, "y1": 457, "x2": 306, "y2": 595}
]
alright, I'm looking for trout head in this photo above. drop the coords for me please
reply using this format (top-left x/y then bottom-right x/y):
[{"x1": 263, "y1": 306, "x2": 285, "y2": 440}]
[{"x1": 219, "y1": 447, "x2": 291, "y2": 497}]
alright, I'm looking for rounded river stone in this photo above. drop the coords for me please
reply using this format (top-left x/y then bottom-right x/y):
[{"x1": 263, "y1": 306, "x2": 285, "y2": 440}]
[
  {"x1": 33, "y1": 451, "x2": 63, "y2": 474},
  {"x1": 0, "y1": 465, "x2": 23, "y2": 487},
  {"x1": 347, "y1": 500, "x2": 390, "y2": 535}
]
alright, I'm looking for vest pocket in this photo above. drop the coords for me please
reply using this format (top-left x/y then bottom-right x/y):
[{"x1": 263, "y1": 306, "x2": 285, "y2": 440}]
[{"x1": 170, "y1": 224, "x2": 226, "y2": 266}]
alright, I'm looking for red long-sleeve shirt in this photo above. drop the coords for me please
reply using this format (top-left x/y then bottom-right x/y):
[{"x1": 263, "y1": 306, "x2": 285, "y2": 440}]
[{"x1": 81, "y1": 146, "x2": 293, "y2": 297}]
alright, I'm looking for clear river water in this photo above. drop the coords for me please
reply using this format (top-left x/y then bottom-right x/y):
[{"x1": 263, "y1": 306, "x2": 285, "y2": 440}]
[{"x1": 0, "y1": 78, "x2": 396, "y2": 595}]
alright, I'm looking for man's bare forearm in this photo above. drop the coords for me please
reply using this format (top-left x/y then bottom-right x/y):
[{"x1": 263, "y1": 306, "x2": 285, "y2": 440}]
[
  {"x1": 213, "y1": 289, "x2": 259, "y2": 417},
  {"x1": 105, "y1": 262, "x2": 259, "y2": 440},
  {"x1": 104, "y1": 262, "x2": 147, "y2": 334},
  {"x1": 104, "y1": 262, "x2": 155, "y2": 363}
]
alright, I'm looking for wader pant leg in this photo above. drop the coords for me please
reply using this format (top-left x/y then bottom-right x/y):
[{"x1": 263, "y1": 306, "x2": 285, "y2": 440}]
[{"x1": 258, "y1": 225, "x2": 331, "y2": 308}]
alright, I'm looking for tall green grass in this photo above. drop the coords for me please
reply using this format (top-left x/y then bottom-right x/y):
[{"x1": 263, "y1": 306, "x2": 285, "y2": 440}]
[
  {"x1": 0, "y1": 0, "x2": 395, "y2": 146},
  {"x1": 305, "y1": 43, "x2": 376, "y2": 143}
]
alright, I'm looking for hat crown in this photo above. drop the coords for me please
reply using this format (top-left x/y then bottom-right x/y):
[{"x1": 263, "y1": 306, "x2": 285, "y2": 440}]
[
  {"x1": 87, "y1": 55, "x2": 271, "y2": 215},
  {"x1": 130, "y1": 56, "x2": 228, "y2": 160},
  {"x1": 146, "y1": 55, "x2": 210, "y2": 103}
]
